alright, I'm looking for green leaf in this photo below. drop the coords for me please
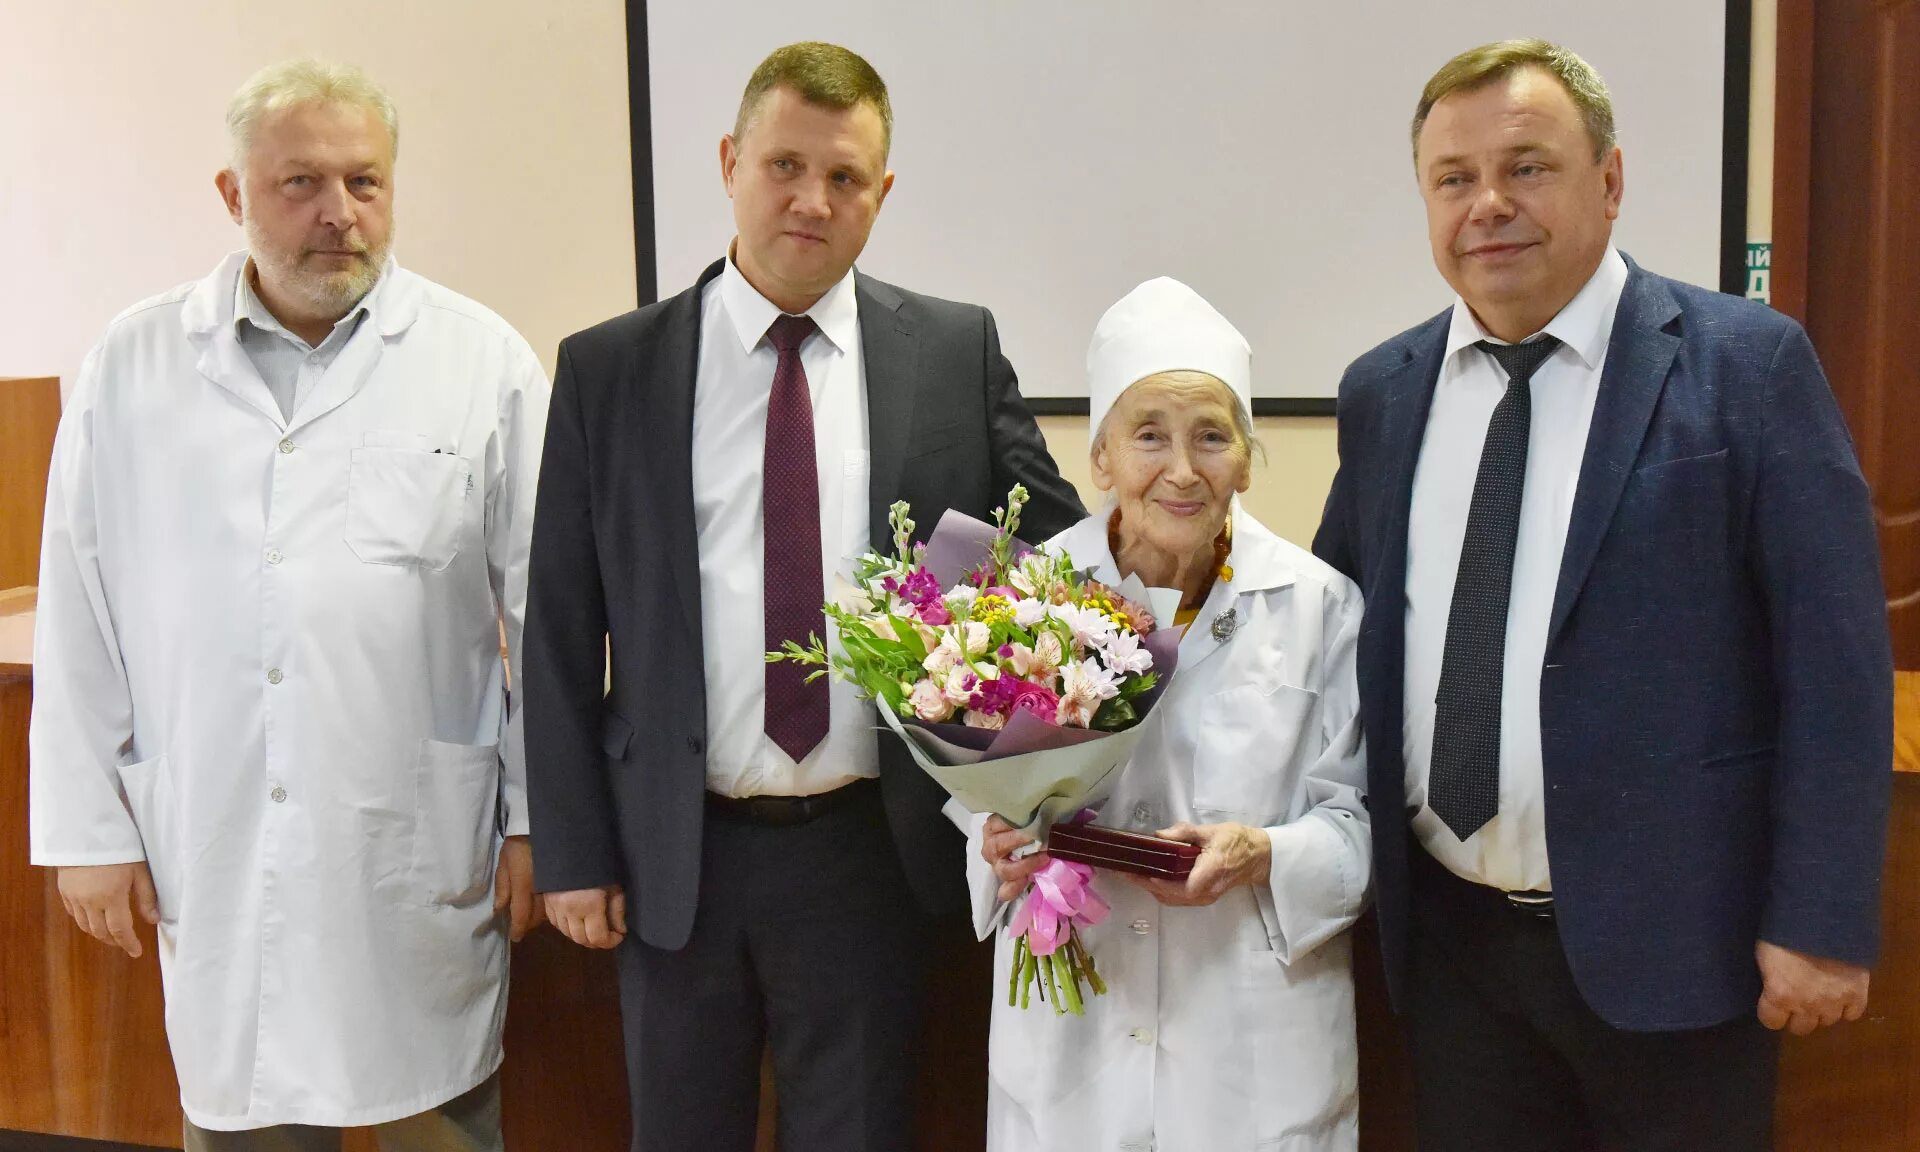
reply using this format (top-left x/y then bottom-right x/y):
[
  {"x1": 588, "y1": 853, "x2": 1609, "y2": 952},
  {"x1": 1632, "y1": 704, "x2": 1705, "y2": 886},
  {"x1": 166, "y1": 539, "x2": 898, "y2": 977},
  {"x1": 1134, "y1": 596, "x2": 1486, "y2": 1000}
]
[{"x1": 1091, "y1": 697, "x2": 1138, "y2": 732}]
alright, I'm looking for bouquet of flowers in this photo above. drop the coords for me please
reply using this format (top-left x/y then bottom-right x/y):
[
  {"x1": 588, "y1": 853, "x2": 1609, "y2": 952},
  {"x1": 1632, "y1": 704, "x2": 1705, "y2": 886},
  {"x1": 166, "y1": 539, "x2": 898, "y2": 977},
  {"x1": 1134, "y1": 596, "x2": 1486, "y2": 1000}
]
[{"x1": 769, "y1": 485, "x2": 1178, "y2": 1014}]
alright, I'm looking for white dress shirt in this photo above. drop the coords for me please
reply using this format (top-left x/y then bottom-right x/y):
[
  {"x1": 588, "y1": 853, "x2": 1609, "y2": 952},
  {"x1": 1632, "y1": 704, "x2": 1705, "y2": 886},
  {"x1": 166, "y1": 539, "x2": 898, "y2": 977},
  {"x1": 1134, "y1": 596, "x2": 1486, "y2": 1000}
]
[
  {"x1": 691, "y1": 257, "x2": 877, "y2": 798},
  {"x1": 1402, "y1": 247, "x2": 1629, "y2": 891},
  {"x1": 234, "y1": 264, "x2": 367, "y2": 420}
]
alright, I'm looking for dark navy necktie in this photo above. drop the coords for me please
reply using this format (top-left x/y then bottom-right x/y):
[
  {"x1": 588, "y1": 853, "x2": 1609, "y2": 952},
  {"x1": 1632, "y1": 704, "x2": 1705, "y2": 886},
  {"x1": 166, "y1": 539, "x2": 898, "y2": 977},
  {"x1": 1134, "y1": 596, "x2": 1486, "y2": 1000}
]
[
  {"x1": 761, "y1": 313, "x2": 830, "y2": 763},
  {"x1": 1429, "y1": 336, "x2": 1561, "y2": 840}
]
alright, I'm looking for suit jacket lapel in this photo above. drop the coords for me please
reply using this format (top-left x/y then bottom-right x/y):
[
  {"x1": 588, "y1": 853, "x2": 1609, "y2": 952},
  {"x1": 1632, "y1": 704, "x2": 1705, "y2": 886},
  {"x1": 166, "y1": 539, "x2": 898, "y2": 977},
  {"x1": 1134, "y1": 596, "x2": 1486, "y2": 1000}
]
[
  {"x1": 1546, "y1": 262, "x2": 1682, "y2": 647},
  {"x1": 1370, "y1": 316, "x2": 1448, "y2": 656},
  {"x1": 1361, "y1": 316, "x2": 1447, "y2": 815},
  {"x1": 858, "y1": 272, "x2": 919, "y2": 551},
  {"x1": 650, "y1": 259, "x2": 726, "y2": 641}
]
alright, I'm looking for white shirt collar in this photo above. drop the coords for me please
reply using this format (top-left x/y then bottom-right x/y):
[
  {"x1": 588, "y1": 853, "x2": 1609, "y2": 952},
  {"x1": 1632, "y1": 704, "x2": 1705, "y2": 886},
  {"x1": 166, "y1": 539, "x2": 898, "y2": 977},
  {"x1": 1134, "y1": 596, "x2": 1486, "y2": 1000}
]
[
  {"x1": 1443, "y1": 246, "x2": 1628, "y2": 371},
  {"x1": 718, "y1": 253, "x2": 858, "y2": 357},
  {"x1": 233, "y1": 257, "x2": 379, "y2": 347}
]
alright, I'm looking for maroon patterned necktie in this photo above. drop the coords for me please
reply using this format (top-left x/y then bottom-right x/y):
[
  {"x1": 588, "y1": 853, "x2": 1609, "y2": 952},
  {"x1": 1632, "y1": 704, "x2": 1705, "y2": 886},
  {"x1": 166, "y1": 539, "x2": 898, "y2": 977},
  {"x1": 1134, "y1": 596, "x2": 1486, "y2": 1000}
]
[{"x1": 762, "y1": 313, "x2": 830, "y2": 763}]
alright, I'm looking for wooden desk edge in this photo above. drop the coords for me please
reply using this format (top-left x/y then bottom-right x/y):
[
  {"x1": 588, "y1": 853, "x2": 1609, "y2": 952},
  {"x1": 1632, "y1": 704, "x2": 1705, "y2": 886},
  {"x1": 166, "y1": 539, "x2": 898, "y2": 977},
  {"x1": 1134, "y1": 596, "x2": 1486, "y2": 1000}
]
[{"x1": 1896, "y1": 670, "x2": 1919, "y2": 776}]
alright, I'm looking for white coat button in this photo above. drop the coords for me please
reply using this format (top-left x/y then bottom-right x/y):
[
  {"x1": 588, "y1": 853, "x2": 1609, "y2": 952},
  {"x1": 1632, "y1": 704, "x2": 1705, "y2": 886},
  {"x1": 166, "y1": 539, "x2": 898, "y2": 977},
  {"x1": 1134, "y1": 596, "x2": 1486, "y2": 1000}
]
[
  {"x1": 270, "y1": 786, "x2": 287, "y2": 803},
  {"x1": 1129, "y1": 1027, "x2": 1155, "y2": 1046},
  {"x1": 265, "y1": 549, "x2": 283, "y2": 565},
  {"x1": 1131, "y1": 918, "x2": 1152, "y2": 934},
  {"x1": 278, "y1": 439, "x2": 295, "y2": 454},
  {"x1": 266, "y1": 667, "x2": 284, "y2": 685}
]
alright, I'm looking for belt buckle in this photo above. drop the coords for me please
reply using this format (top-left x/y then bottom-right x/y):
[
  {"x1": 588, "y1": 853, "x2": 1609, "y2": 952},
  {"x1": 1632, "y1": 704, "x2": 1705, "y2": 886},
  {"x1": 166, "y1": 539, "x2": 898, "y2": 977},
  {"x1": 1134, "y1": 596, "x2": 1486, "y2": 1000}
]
[{"x1": 1504, "y1": 891, "x2": 1555, "y2": 919}]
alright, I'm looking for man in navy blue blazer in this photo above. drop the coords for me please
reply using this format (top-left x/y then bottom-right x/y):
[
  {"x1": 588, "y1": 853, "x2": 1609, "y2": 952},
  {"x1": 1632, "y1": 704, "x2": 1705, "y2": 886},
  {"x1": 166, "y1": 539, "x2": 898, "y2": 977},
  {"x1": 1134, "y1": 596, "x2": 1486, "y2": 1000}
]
[{"x1": 1313, "y1": 39, "x2": 1893, "y2": 1149}]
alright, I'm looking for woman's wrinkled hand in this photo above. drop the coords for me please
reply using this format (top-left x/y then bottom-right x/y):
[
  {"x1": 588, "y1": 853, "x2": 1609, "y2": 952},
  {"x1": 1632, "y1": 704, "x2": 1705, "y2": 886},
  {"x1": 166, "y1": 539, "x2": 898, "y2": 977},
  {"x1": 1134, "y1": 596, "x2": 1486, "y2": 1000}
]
[
  {"x1": 1118, "y1": 821, "x2": 1271, "y2": 908},
  {"x1": 981, "y1": 814, "x2": 1050, "y2": 903}
]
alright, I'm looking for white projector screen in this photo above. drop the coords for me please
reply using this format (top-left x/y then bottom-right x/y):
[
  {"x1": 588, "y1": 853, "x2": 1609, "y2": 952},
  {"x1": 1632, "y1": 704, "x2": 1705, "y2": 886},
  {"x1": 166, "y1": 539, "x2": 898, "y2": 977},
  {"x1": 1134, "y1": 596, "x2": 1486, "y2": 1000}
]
[{"x1": 647, "y1": 5, "x2": 1725, "y2": 402}]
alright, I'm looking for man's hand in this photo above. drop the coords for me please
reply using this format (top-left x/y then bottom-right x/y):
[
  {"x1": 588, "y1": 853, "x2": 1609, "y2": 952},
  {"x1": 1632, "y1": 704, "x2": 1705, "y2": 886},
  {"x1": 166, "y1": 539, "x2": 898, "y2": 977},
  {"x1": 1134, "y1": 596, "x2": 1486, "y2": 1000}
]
[
  {"x1": 57, "y1": 862, "x2": 160, "y2": 958},
  {"x1": 1756, "y1": 940, "x2": 1870, "y2": 1035},
  {"x1": 981, "y1": 814, "x2": 1049, "y2": 903},
  {"x1": 493, "y1": 835, "x2": 544, "y2": 942},
  {"x1": 1120, "y1": 822, "x2": 1271, "y2": 908},
  {"x1": 544, "y1": 885, "x2": 627, "y2": 949}
]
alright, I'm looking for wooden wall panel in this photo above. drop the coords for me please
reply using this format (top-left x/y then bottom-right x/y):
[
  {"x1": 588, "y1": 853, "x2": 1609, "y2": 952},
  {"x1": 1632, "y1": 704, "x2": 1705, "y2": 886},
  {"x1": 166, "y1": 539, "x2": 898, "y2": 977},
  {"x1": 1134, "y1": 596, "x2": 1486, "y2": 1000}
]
[
  {"x1": 1794, "y1": 0, "x2": 1920, "y2": 666},
  {"x1": 0, "y1": 670, "x2": 180, "y2": 1147},
  {"x1": 0, "y1": 379, "x2": 60, "y2": 592},
  {"x1": 1776, "y1": 774, "x2": 1920, "y2": 1148}
]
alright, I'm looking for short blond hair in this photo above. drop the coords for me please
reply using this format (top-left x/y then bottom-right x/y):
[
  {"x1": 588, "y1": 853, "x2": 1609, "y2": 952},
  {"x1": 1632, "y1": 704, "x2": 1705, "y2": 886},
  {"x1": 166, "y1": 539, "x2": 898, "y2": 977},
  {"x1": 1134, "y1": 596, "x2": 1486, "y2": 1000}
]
[
  {"x1": 734, "y1": 41, "x2": 892, "y2": 157},
  {"x1": 1412, "y1": 39, "x2": 1615, "y2": 164},
  {"x1": 226, "y1": 58, "x2": 399, "y2": 168}
]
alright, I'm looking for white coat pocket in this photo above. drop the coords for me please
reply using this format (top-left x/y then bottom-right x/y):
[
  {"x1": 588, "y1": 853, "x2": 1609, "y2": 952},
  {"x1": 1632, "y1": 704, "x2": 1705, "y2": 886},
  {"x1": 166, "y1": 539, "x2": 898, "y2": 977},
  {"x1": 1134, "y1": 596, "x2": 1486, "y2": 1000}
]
[
  {"x1": 115, "y1": 753, "x2": 180, "y2": 923},
  {"x1": 1193, "y1": 681, "x2": 1319, "y2": 819},
  {"x1": 409, "y1": 740, "x2": 500, "y2": 906},
  {"x1": 345, "y1": 447, "x2": 472, "y2": 570}
]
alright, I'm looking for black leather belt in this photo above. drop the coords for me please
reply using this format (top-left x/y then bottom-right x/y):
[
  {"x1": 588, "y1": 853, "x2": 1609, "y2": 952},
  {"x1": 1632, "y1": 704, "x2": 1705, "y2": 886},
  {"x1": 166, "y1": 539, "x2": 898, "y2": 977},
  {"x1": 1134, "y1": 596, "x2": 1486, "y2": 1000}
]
[
  {"x1": 703, "y1": 777, "x2": 878, "y2": 827},
  {"x1": 1414, "y1": 845, "x2": 1556, "y2": 920}
]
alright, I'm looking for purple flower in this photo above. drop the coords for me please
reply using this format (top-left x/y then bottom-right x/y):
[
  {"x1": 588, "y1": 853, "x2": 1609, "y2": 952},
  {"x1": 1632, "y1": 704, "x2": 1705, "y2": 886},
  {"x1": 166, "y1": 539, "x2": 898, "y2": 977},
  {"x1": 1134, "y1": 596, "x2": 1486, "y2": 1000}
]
[
  {"x1": 968, "y1": 674, "x2": 1023, "y2": 716},
  {"x1": 882, "y1": 566, "x2": 952, "y2": 624}
]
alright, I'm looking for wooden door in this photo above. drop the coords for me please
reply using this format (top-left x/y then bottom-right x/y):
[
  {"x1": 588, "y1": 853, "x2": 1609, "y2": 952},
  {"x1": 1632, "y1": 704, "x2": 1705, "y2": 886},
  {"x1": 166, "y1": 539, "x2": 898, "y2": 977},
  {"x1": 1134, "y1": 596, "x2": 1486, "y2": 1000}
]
[{"x1": 1771, "y1": 1, "x2": 1920, "y2": 1146}]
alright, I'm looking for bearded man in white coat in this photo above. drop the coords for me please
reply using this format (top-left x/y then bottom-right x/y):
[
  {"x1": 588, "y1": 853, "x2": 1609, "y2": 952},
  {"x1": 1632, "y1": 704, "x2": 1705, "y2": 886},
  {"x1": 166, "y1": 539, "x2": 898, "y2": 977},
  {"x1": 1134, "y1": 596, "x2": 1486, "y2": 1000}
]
[
  {"x1": 973, "y1": 278, "x2": 1371, "y2": 1150},
  {"x1": 29, "y1": 59, "x2": 547, "y2": 1151}
]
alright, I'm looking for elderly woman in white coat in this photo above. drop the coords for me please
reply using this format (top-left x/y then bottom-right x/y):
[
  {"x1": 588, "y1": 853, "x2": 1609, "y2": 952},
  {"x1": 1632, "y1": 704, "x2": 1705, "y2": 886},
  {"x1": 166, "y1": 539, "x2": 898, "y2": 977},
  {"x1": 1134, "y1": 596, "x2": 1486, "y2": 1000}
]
[{"x1": 970, "y1": 277, "x2": 1369, "y2": 1151}]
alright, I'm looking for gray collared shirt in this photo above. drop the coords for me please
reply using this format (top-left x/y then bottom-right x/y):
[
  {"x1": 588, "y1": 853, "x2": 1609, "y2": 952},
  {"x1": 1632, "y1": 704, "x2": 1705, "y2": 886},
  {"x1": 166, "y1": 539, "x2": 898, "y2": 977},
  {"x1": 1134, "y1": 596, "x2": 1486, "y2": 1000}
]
[{"x1": 233, "y1": 267, "x2": 368, "y2": 420}]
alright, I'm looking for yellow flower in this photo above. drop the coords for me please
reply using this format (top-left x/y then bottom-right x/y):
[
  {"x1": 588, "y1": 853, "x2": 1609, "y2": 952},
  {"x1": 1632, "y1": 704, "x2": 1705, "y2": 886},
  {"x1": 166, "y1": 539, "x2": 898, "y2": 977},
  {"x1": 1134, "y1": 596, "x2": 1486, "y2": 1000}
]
[{"x1": 972, "y1": 593, "x2": 1015, "y2": 627}]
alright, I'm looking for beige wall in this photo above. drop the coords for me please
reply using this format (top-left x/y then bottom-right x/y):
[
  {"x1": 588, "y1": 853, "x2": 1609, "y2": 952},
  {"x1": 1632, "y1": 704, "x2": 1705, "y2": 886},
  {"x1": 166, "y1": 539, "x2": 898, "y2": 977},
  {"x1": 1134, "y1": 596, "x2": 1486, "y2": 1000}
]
[
  {"x1": 0, "y1": 1, "x2": 634, "y2": 394},
  {"x1": 1036, "y1": 416, "x2": 1339, "y2": 548}
]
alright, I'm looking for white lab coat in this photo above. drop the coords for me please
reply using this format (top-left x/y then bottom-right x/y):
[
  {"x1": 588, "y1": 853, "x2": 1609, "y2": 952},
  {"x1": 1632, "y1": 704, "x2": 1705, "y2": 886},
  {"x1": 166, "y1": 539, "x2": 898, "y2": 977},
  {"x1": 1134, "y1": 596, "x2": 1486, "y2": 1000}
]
[
  {"x1": 28, "y1": 252, "x2": 548, "y2": 1130},
  {"x1": 963, "y1": 507, "x2": 1370, "y2": 1151}
]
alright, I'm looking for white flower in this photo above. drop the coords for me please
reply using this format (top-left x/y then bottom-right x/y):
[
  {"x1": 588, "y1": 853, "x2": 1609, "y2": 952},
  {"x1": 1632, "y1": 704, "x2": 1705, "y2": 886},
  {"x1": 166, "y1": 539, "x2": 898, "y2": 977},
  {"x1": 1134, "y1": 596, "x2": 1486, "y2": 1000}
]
[
  {"x1": 971, "y1": 661, "x2": 1000, "y2": 682},
  {"x1": 922, "y1": 631, "x2": 964, "y2": 675},
  {"x1": 1095, "y1": 628, "x2": 1153, "y2": 675},
  {"x1": 1049, "y1": 603, "x2": 1116, "y2": 653},
  {"x1": 864, "y1": 614, "x2": 899, "y2": 642},
  {"x1": 910, "y1": 679, "x2": 954, "y2": 723},
  {"x1": 941, "y1": 664, "x2": 979, "y2": 706},
  {"x1": 1003, "y1": 641, "x2": 1037, "y2": 677},
  {"x1": 1056, "y1": 659, "x2": 1120, "y2": 728},
  {"x1": 1008, "y1": 566, "x2": 1038, "y2": 597},
  {"x1": 963, "y1": 709, "x2": 1007, "y2": 731},
  {"x1": 1012, "y1": 598, "x2": 1049, "y2": 629},
  {"x1": 911, "y1": 621, "x2": 941, "y2": 652},
  {"x1": 1031, "y1": 630, "x2": 1066, "y2": 677},
  {"x1": 963, "y1": 620, "x2": 992, "y2": 658},
  {"x1": 946, "y1": 584, "x2": 980, "y2": 606}
]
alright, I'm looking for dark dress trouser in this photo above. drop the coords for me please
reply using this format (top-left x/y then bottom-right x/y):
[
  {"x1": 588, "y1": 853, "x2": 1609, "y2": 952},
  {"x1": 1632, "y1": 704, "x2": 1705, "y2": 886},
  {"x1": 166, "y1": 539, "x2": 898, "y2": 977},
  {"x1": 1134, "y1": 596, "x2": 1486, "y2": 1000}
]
[
  {"x1": 616, "y1": 780, "x2": 929, "y2": 1152},
  {"x1": 1406, "y1": 848, "x2": 1780, "y2": 1152}
]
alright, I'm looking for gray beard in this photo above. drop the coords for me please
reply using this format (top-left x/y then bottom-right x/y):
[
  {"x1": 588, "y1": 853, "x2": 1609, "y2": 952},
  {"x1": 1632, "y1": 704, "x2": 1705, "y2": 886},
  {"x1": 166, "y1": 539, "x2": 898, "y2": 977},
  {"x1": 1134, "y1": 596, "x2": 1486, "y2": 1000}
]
[{"x1": 245, "y1": 223, "x2": 389, "y2": 320}]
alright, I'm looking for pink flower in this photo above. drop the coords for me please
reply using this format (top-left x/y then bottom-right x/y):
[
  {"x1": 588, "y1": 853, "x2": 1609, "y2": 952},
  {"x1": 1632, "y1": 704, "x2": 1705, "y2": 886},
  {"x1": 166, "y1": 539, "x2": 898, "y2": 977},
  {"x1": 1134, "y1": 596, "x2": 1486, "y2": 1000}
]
[
  {"x1": 1008, "y1": 680, "x2": 1062, "y2": 725},
  {"x1": 963, "y1": 709, "x2": 1007, "y2": 731},
  {"x1": 909, "y1": 679, "x2": 954, "y2": 723}
]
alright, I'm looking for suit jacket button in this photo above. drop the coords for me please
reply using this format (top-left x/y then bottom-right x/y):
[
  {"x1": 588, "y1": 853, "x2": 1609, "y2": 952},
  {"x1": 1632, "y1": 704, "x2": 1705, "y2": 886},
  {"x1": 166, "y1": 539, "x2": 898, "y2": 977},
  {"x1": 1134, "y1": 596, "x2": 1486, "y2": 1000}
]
[{"x1": 687, "y1": 736, "x2": 705, "y2": 755}]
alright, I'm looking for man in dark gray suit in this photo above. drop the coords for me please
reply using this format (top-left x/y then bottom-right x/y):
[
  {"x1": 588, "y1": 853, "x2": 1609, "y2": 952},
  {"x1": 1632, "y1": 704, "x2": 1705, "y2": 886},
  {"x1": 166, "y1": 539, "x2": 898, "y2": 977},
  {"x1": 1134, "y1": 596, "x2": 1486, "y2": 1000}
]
[{"x1": 522, "y1": 41, "x2": 1083, "y2": 1152}]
